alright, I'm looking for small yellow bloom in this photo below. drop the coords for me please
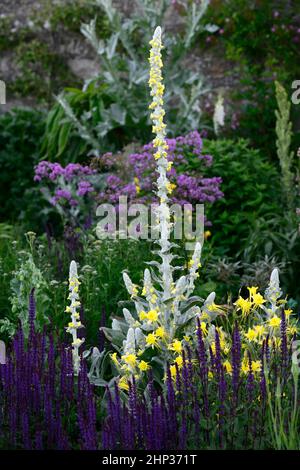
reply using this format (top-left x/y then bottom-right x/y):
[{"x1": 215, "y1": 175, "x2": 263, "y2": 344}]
[
  {"x1": 244, "y1": 328, "x2": 257, "y2": 342},
  {"x1": 287, "y1": 326, "x2": 298, "y2": 335},
  {"x1": 269, "y1": 315, "x2": 281, "y2": 328},
  {"x1": 147, "y1": 309, "x2": 159, "y2": 322},
  {"x1": 139, "y1": 310, "x2": 148, "y2": 321},
  {"x1": 223, "y1": 360, "x2": 232, "y2": 374},
  {"x1": 146, "y1": 333, "x2": 158, "y2": 347},
  {"x1": 254, "y1": 324, "x2": 266, "y2": 336},
  {"x1": 187, "y1": 259, "x2": 194, "y2": 269},
  {"x1": 150, "y1": 294, "x2": 157, "y2": 304},
  {"x1": 155, "y1": 326, "x2": 166, "y2": 338},
  {"x1": 247, "y1": 286, "x2": 258, "y2": 296},
  {"x1": 252, "y1": 293, "x2": 265, "y2": 307},
  {"x1": 175, "y1": 356, "x2": 183, "y2": 368},
  {"x1": 252, "y1": 361, "x2": 261, "y2": 373},
  {"x1": 111, "y1": 352, "x2": 120, "y2": 368},
  {"x1": 169, "y1": 339, "x2": 182, "y2": 354},
  {"x1": 122, "y1": 354, "x2": 137, "y2": 368},
  {"x1": 139, "y1": 360, "x2": 150, "y2": 371},
  {"x1": 118, "y1": 377, "x2": 129, "y2": 391},
  {"x1": 234, "y1": 296, "x2": 252, "y2": 316},
  {"x1": 170, "y1": 365, "x2": 177, "y2": 379},
  {"x1": 200, "y1": 322, "x2": 208, "y2": 336},
  {"x1": 241, "y1": 360, "x2": 250, "y2": 375}
]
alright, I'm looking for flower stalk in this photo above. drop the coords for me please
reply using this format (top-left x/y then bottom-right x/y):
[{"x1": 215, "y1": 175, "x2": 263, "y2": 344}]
[{"x1": 66, "y1": 260, "x2": 85, "y2": 375}]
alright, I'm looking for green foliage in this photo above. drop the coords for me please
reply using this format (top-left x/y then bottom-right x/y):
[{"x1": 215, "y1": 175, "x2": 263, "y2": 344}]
[
  {"x1": 243, "y1": 213, "x2": 300, "y2": 304},
  {"x1": 42, "y1": 0, "x2": 111, "y2": 35},
  {"x1": 10, "y1": 39, "x2": 78, "y2": 103},
  {"x1": 202, "y1": 138, "x2": 281, "y2": 257},
  {"x1": 0, "y1": 231, "x2": 51, "y2": 338},
  {"x1": 275, "y1": 81, "x2": 295, "y2": 211},
  {"x1": 0, "y1": 108, "x2": 46, "y2": 223},
  {"x1": 202, "y1": 0, "x2": 300, "y2": 156},
  {"x1": 0, "y1": 0, "x2": 110, "y2": 104},
  {"x1": 43, "y1": 0, "x2": 214, "y2": 162},
  {"x1": 0, "y1": 15, "x2": 15, "y2": 51}
]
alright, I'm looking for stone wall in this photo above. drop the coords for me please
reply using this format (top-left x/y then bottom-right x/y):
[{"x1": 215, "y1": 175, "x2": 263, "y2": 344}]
[{"x1": 0, "y1": 0, "x2": 242, "y2": 112}]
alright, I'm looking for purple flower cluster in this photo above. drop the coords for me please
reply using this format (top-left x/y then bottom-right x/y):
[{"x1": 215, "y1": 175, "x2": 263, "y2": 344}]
[
  {"x1": 34, "y1": 161, "x2": 96, "y2": 209},
  {"x1": 34, "y1": 161, "x2": 95, "y2": 183},
  {"x1": 0, "y1": 293, "x2": 97, "y2": 450},
  {"x1": 100, "y1": 131, "x2": 223, "y2": 220},
  {"x1": 0, "y1": 292, "x2": 294, "y2": 450}
]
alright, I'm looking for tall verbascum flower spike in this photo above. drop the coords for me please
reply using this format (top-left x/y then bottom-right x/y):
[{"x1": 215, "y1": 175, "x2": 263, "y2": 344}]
[
  {"x1": 148, "y1": 26, "x2": 173, "y2": 300},
  {"x1": 66, "y1": 260, "x2": 85, "y2": 375},
  {"x1": 109, "y1": 26, "x2": 211, "y2": 381}
]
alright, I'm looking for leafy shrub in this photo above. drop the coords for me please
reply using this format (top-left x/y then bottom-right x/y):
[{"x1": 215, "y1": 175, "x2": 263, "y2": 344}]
[
  {"x1": 201, "y1": 138, "x2": 281, "y2": 257},
  {"x1": 0, "y1": 108, "x2": 46, "y2": 223},
  {"x1": 202, "y1": 0, "x2": 300, "y2": 156},
  {"x1": 42, "y1": 0, "x2": 215, "y2": 162}
]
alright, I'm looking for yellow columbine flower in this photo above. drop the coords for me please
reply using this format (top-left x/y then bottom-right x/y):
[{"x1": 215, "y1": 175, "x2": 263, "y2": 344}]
[
  {"x1": 122, "y1": 354, "x2": 137, "y2": 368},
  {"x1": 284, "y1": 309, "x2": 293, "y2": 317},
  {"x1": 139, "y1": 360, "x2": 150, "y2": 371},
  {"x1": 244, "y1": 328, "x2": 257, "y2": 342},
  {"x1": 146, "y1": 333, "x2": 158, "y2": 347},
  {"x1": 252, "y1": 293, "x2": 265, "y2": 307},
  {"x1": 252, "y1": 361, "x2": 262, "y2": 373},
  {"x1": 269, "y1": 315, "x2": 281, "y2": 328},
  {"x1": 223, "y1": 360, "x2": 232, "y2": 375},
  {"x1": 287, "y1": 326, "x2": 298, "y2": 335},
  {"x1": 169, "y1": 339, "x2": 182, "y2": 354},
  {"x1": 155, "y1": 326, "x2": 166, "y2": 338},
  {"x1": 234, "y1": 296, "x2": 252, "y2": 316},
  {"x1": 111, "y1": 352, "x2": 120, "y2": 368},
  {"x1": 247, "y1": 286, "x2": 258, "y2": 296},
  {"x1": 241, "y1": 360, "x2": 250, "y2": 375},
  {"x1": 170, "y1": 365, "x2": 177, "y2": 379},
  {"x1": 175, "y1": 356, "x2": 183, "y2": 368},
  {"x1": 200, "y1": 322, "x2": 208, "y2": 336},
  {"x1": 254, "y1": 324, "x2": 266, "y2": 336},
  {"x1": 147, "y1": 309, "x2": 159, "y2": 322},
  {"x1": 118, "y1": 377, "x2": 129, "y2": 391}
]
